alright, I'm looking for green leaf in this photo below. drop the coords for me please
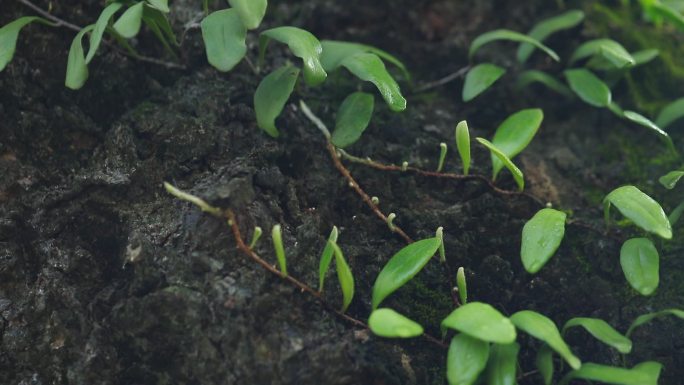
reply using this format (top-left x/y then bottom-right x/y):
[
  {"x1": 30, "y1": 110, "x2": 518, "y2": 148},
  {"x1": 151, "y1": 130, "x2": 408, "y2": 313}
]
[
  {"x1": 441, "y1": 302, "x2": 516, "y2": 344},
  {"x1": 559, "y1": 362, "x2": 662, "y2": 385},
  {"x1": 368, "y1": 308, "x2": 424, "y2": 338},
  {"x1": 668, "y1": 200, "x2": 684, "y2": 226},
  {"x1": 469, "y1": 29, "x2": 559, "y2": 61},
  {"x1": 446, "y1": 334, "x2": 490, "y2": 385},
  {"x1": 113, "y1": 2, "x2": 145, "y2": 38},
  {"x1": 318, "y1": 226, "x2": 339, "y2": 291},
  {"x1": 569, "y1": 39, "x2": 635, "y2": 68},
  {"x1": 143, "y1": 6, "x2": 179, "y2": 47},
  {"x1": 535, "y1": 345, "x2": 554, "y2": 385},
  {"x1": 627, "y1": 308, "x2": 684, "y2": 337},
  {"x1": 565, "y1": 69, "x2": 611, "y2": 107},
  {"x1": 86, "y1": 3, "x2": 123, "y2": 64},
  {"x1": 259, "y1": 27, "x2": 327, "y2": 86},
  {"x1": 456, "y1": 267, "x2": 467, "y2": 305},
  {"x1": 340, "y1": 53, "x2": 406, "y2": 112},
  {"x1": 650, "y1": 1, "x2": 684, "y2": 31},
  {"x1": 515, "y1": 70, "x2": 573, "y2": 97},
  {"x1": 455, "y1": 120, "x2": 471, "y2": 176},
  {"x1": 228, "y1": 0, "x2": 267, "y2": 29},
  {"x1": 331, "y1": 92, "x2": 375, "y2": 148},
  {"x1": 462, "y1": 63, "x2": 505, "y2": 102},
  {"x1": 0, "y1": 17, "x2": 54, "y2": 71},
  {"x1": 320, "y1": 40, "x2": 411, "y2": 80},
  {"x1": 510, "y1": 310, "x2": 581, "y2": 370},
  {"x1": 271, "y1": 224, "x2": 287, "y2": 276},
  {"x1": 562, "y1": 317, "x2": 633, "y2": 354},
  {"x1": 330, "y1": 241, "x2": 354, "y2": 312},
  {"x1": 146, "y1": 0, "x2": 169, "y2": 13},
  {"x1": 253, "y1": 65, "x2": 300, "y2": 137},
  {"x1": 655, "y1": 97, "x2": 684, "y2": 128},
  {"x1": 371, "y1": 237, "x2": 440, "y2": 309},
  {"x1": 604, "y1": 185, "x2": 672, "y2": 239},
  {"x1": 620, "y1": 238, "x2": 660, "y2": 296},
  {"x1": 475, "y1": 138, "x2": 525, "y2": 191},
  {"x1": 486, "y1": 343, "x2": 520, "y2": 385},
  {"x1": 517, "y1": 10, "x2": 585, "y2": 63},
  {"x1": 520, "y1": 208, "x2": 566, "y2": 274},
  {"x1": 65, "y1": 25, "x2": 95, "y2": 90},
  {"x1": 200, "y1": 9, "x2": 247, "y2": 72},
  {"x1": 631, "y1": 49, "x2": 660, "y2": 66},
  {"x1": 659, "y1": 170, "x2": 684, "y2": 189},
  {"x1": 490, "y1": 108, "x2": 543, "y2": 178},
  {"x1": 622, "y1": 110, "x2": 675, "y2": 153}
]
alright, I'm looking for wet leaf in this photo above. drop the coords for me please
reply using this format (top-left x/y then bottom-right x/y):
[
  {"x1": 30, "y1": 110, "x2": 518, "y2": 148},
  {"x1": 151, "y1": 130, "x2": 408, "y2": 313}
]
[
  {"x1": 536, "y1": 345, "x2": 554, "y2": 385},
  {"x1": 462, "y1": 63, "x2": 505, "y2": 102},
  {"x1": 476, "y1": 138, "x2": 525, "y2": 191},
  {"x1": 491, "y1": 109, "x2": 543, "y2": 178},
  {"x1": 330, "y1": 241, "x2": 354, "y2": 312},
  {"x1": 65, "y1": 25, "x2": 95, "y2": 90},
  {"x1": 340, "y1": 52, "x2": 406, "y2": 112},
  {"x1": 455, "y1": 120, "x2": 471, "y2": 175},
  {"x1": 0, "y1": 16, "x2": 53, "y2": 72},
  {"x1": 259, "y1": 27, "x2": 326, "y2": 86},
  {"x1": 320, "y1": 40, "x2": 410, "y2": 80},
  {"x1": 620, "y1": 238, "x2": 659, "y2": 296},
  {"x1": 318, "y1": 226, "x2": 339, "y2": 291},
  {"x1": 371, "y1": 237, "x2": 440, "y2": 309},
  {"x1": 146, "y1": 0, "x2": 169, "y2": 13},
  {"x1": 517, "y1": 10, "x2": 585, "y2": 63},
  {"x1": 565, "y1": 69, "x2": 611, "y2": 107},
  {"x1": 85, "y1": 3, "x2": 123, "y2": 64},
  {"x1": 446, "y1": 334, "x2": 489, "y2": 385},
  {"x1": 516, "y1": 70, "x2": 572, "y2": 97},
  {"x1": 563, "y1": 317, "x2": 632, "y2": 353},
  {"x1": 469, "y1": 29, "x2": 559, "y2": 61},
  {"x1": 254, "y1": 65, "x2": 300, "y2": 137},
  {"x1": 627, "y1": 308, "x2": 684, "y2": 337},
  {"x1": 113, "y1": 2, "x2": 145, "y2": 38},
  {"x1": 331, "y1": 92, "x2": 375, "y2": 148},
  {"x1": 569, "y1": 39, "x2": 635, "y2": 68},
  {"x1": 604, "y1": 185, "x2": 672, "y2": 239},
  {"x1": 510, "y1": 310, "x2": 581, "y2": 369},
  {"x1": 486, "y1": 343, "x2": 520, "y2": 385},
  {"x1": 622, "y1": 111, "x2": 674, "y2": 152},
  {"x1": 559, "y1": 362, "x2": 662, "y2": 385},
  {"x1": 659, "y1": 170, "x2": 684, "y2": 189},
  {"x1": 656, "y1": 97, "x2": 684, "y2": 128},
  {"x1": 441, "y1": 302, "x2": 516, "y2": 344},
  {"x1": 228, "y1": 0, "x2": 267, "y2": 29},
  {"x1": 368, "y1": 308, "x2": 424, "y2": 338},
  {"x1": 520, "y1": 208, "x2": 566, "y2": 274},
  {"x1": 201, "y1": 9, "x2": 247, "y2": 72},
  {"x1": 271, "y1": 224, "x2": 287, "y2": 276}
]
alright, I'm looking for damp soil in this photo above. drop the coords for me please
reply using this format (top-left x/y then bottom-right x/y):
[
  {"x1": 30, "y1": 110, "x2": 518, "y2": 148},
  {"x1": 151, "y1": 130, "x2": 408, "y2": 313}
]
[{"x1": 1, "y1": 1, "x2": 684, "y2": 384}]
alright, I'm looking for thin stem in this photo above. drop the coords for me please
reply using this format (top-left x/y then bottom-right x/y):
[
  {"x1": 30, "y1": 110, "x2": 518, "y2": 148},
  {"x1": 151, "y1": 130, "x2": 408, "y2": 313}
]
[
  {"x1": 413, "y1": 66, "x2": 471, "y2": 93},
  {"x1": 18, "y1": 0, "x2": 82, "y2": 32}
]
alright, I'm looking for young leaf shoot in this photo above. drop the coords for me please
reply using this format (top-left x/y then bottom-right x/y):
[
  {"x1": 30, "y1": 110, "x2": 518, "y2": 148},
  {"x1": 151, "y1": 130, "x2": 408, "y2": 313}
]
[
  {"x1": 510, "y1": 310, "x2": 581, "y2": 369},
  {"x1": 620, "y1": 238, "x2": 660, "y2": 296},
  {"x1": 271, "y1": 224, "x2": 287, "y2": 276},
  {"x1": 368, "y1": 308, "x2": 424, "y2": 338},
  {"x1": 455, "y1": 120, "x2": 471, "y2": 175},
  {"x1": 441, "y1": 302, "x2": 516, "y2": 344},
  {"x1": 604, "y1": 185, "x2": 672, "y2": 239},
  {"x1": 520, "y1": 208, "x2": 566, "y2": 274}
]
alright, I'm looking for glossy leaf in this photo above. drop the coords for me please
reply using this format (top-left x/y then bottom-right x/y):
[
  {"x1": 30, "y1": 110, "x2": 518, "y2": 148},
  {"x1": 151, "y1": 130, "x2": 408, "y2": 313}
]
[
  {"x1": 520, "y1": 208, "x2": 566, "y2": 274},
  {"x1": 371, "y1": 237, "x2": 441, "y2": 309},
  {"x1": 201, "y1": 9, "x2": 247, "y2": 72},
  {"x1": 320, "y1": 40, "x2": 410, "y2": 80},
  {"x1": 456, "y1": 267, "x2": 467, "y2": 305},
  {"x1": 86, "y1": 3, "x2": 123, "y2": 64},
  {"x1": 622, "y1": 110, "x2": 675, "y2": 152},
  {"x1": 0, "y1": 17, "x2": 53, "y2": 71},
  {"x1": 563, "y1": 317, "x2": 633, "y2": 354},
  {"x1": 510, "y1": 310, "x2": 581, "y2": 369},
  {"x1": 259, "y1": 27, "x2": 327, "y2": 86},
  {"x1": 331, "y1": 92, "x2": 375, "y2": 148},
  {"x1": 254, "y1": 65, "x2": 300, "y2": 137},
  {"x1": 569, "y1": 39, "x2": 635, "y2": 68},
  {"x1": 659, "y1": 170, "x2": 684, "y2": 189},
  {"x1": 476, "y1": 138, "x2": 524, "y2": 191},
  {"x1": 604, "y1": 185, "x2": 672, "y2": 239},
  {"x1": 462, "y1": 63, "x2": 505, "y2": 102},
  {"x1": 271, "y1": 224, "x2": 287, "y2": 276},
  {"x1": 330, "y1": 242, "x2": 354, "y2": 312},
  {"x1": 631, "y1": 49, "x2": 660, "y2": 66},
  {"x1": 517, "y1": 10, "x2": 585, "y2": 63},
  {"x1": 146, "y1": 0, "x2": 169, "y2": 13},
  {"x1": 113, "y1": 2, "x2": 144, "y2": 38},
  {"x1": 441, "y1": 302, "x2": 516, "y2": 344},
  {"x1": 65, "y1": 25, "x2": 95, "y2": 90},
  {"x1": 491, "y1": 108, "x2": 543, "y2": 178},
  {"x1": 486, "y1": 343, "x2": 520, "y2": 385},
  {"x1": 228, "y1": 0, "x2": 267, "y2": 29},
  {"x1": 516, "y1": 70, "x2": 572, "y2": 97},
  {"x1": 565, "y1": 69, "x2": 611, "y2": 107},
  {"x1": 455, "y1": 120, "x2": 471, "y2": 175},
  {"x1": 469, "y1": 29, "x2": 560, "y2": 61},
  {"x1": 536, "y1": 345, "x2": 554, "y2": 385},
  {"x1": 446, "y1": 334, "x2": 489, "y2": 385},
  {"x1": 655, "y1": 97, "x2": 684, "y2": 128},
  {"x1": 627, "y1": 308, "x2": 684, "y2": 337},
  {"x1": 368, "y1": 308, "x2": 424, "y2": 338},
  {"x1": 340, "y1": 53, "x2": 406, "y2": 112},
  {"x1": 559, "y1": 362, "x2": 662, "y2": 385},
  {"x1": 318, "y1": 226, "x2": 339, "y2": 291},
  {"x1": 620, "y1": 238, "x2": 659, "y2": 296}
]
